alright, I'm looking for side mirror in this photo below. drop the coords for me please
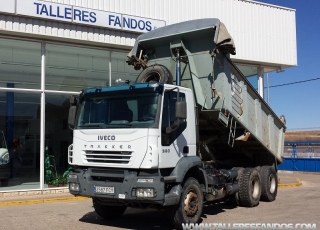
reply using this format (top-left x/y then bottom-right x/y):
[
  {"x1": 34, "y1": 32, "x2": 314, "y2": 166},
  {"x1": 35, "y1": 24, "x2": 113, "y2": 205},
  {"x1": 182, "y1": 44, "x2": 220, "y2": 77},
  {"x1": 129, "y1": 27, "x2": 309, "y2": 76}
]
[
  {"x1": 68, "y1": 106, "x2": 77, "y2": 127},
  {"x1": 70, "y1": 95, "x2": 78, "y2": 106},
  {"x1": 175, "y1": 101, "x2": 187, "y2": 119}
]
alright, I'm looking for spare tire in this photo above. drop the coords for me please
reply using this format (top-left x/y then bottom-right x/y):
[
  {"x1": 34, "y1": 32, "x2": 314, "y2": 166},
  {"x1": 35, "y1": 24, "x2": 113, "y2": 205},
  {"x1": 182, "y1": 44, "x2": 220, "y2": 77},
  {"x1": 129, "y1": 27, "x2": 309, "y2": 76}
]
[{"x1": 135, "y1": 64, "x2": 173, "y2": 84}]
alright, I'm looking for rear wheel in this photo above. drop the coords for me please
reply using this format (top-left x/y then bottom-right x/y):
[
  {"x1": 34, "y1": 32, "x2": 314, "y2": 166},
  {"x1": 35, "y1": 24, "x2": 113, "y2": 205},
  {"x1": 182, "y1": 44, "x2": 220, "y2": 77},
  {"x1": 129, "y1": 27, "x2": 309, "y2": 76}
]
[
  {"x1": 93, "y1": 198, "x2": 127, "y2": 219},
  {"x1": 168, "y1": 177, "x2": 203, "y2": 229},
  {"x1": 238, "y1": 168, "x2": 261, "y2": 207},
  {"x1": 231, "y1": 167, "x2": 244, "y2": 205},
  {"x1": 260, "y1": 166, "x2": 278, "y2": 202},
  {"x1": 135, "y1": 64, "x2": 173, "y2": 84}
]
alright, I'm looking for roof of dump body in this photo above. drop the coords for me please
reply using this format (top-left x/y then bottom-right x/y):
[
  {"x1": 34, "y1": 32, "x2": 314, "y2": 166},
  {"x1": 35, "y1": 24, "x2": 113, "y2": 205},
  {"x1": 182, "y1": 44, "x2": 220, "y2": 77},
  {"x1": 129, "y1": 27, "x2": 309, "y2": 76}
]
[{"x1": 128, "y1": 18, "x2": 236, "y2": 57}]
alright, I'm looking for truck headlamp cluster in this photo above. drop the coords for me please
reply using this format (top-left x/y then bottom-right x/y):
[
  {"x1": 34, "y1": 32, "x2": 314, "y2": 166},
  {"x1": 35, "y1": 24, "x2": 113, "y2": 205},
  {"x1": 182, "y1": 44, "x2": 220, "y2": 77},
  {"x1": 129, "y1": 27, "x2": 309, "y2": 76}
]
[
  {"x1": 136, "y1": 188, "x2": 156, "y2": 198},
  {"x1": 69, "y1": 182, "x2": 80, "y2": 192}
]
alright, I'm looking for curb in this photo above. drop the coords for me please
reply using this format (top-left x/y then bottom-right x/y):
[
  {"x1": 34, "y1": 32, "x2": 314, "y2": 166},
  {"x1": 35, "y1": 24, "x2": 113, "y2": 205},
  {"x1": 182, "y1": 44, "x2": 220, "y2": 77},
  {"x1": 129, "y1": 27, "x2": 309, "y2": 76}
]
[
  {"x1": 278, "y1": 178, "x2": 302, "y2": 188},
  {"x1": 0, "y1": 196, "x2": 90, "y2": 207}
]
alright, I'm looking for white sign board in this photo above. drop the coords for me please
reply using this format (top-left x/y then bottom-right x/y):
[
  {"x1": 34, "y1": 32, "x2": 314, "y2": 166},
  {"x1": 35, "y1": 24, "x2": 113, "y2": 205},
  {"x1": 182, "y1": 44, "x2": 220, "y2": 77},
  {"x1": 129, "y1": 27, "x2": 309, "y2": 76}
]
[
  {"x1": 14, "y1": 0, "x2": 165, "y2": 33},
  {"x1": 0, "y1": 0, "x2": 15, "y2": 14}
]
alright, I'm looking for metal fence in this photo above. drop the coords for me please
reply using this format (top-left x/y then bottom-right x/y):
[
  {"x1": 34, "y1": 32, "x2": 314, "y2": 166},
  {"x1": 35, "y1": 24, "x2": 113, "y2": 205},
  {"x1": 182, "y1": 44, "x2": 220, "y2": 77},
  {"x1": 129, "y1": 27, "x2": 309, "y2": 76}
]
[
  {"x1": 283, "y1": 145, "x2": 320, "y2": 158},
  {"x1": 278, "y1": 144, "x2": 320, "y2": 172}
]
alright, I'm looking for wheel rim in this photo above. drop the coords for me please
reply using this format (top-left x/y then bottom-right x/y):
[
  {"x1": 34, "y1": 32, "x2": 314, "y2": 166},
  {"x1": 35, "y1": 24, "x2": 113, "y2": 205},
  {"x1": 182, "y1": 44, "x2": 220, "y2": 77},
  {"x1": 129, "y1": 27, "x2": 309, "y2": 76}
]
[
  {"x1": 184, "y1": 189, "x2": 199, "y2": 216},
  {"x1": 269, "y1": 174, "x2": 276, "y2": 193},
  {"x1": 144, "y1": 72, "x2": 161, "y2": 82},
  {"x1": 251, "y1": 177, "x2": 260, "y2": 199}
]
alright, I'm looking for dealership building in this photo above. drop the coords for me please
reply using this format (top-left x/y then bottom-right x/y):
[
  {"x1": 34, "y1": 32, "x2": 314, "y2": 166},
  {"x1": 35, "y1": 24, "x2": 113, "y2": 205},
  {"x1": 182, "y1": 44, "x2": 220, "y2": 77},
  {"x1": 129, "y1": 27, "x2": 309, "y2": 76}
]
[{"x1": 0, "y1": 0, "x2": 296, "y2": 193}]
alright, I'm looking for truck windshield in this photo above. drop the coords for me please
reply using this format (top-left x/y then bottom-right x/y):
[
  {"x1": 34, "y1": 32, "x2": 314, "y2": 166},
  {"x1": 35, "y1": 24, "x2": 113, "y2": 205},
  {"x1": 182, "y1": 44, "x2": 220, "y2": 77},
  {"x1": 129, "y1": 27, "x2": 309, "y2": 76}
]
[{"x1": 76, "y1": 93, "x2": 160, "y2": 129}]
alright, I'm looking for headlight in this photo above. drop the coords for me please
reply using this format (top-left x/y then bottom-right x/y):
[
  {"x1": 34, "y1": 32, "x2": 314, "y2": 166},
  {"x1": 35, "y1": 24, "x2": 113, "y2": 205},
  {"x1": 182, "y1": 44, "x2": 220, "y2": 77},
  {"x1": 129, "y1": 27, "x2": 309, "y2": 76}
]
[
  {"x1": 69, "y1": 182, "x2": 80, "y2": 191},
  {"x1": 136, "y1": 188, "x2": 156, "y2": 198}
]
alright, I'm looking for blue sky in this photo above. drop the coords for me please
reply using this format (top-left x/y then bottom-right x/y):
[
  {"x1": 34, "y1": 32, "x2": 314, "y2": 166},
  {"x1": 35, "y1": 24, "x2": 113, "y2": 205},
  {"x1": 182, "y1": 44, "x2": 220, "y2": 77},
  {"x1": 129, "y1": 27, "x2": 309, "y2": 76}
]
[{"x1": 257, "y1": 0, "x2": 320, "y2": 130}]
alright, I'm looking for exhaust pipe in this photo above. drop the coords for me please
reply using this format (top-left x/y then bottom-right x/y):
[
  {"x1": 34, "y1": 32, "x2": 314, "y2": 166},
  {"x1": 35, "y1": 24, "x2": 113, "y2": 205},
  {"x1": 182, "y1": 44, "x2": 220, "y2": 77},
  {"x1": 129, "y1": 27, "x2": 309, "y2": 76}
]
[
  {"x1": 225, "y1": 183, "x2": 239, "y2": 195},
  {"x1": 220, "y1": 169, "x2": 238, "y2": 182},
  {"x1": 205, "y1": 183, "x2": 239, "y2": 201}
]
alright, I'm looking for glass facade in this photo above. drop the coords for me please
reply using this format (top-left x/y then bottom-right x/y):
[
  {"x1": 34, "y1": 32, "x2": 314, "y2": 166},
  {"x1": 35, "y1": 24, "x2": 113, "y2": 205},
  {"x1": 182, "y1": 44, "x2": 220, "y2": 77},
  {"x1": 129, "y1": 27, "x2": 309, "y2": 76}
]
[{"x1": 0, "y1": 37, "x2": 138, "y2": 191}]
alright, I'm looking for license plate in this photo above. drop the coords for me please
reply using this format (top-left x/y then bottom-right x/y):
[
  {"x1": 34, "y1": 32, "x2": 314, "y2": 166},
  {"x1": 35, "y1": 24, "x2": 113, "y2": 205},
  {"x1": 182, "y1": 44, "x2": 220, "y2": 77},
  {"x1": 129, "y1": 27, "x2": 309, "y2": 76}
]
[{"x1": 94, "y1": 186, "x2": 114, "y2": 194}]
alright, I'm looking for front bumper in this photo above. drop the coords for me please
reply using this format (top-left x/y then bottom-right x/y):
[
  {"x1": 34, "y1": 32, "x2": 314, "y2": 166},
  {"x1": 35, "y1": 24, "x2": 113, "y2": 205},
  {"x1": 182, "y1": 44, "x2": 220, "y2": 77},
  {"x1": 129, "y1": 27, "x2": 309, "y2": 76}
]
[
  {"x1": 68, "y1": 168, "x2": 166, "y2": 205},
  {"x1": 0, "y1": 163, "x2": 10, "y2": 179}
]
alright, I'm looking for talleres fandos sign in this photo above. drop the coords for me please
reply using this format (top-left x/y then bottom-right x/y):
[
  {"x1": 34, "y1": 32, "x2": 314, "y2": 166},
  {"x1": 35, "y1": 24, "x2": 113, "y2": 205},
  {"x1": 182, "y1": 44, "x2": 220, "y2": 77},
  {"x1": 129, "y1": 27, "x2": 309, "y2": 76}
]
[{"x1": 0, "y1": 0, "x2": 165, "y2": 33}]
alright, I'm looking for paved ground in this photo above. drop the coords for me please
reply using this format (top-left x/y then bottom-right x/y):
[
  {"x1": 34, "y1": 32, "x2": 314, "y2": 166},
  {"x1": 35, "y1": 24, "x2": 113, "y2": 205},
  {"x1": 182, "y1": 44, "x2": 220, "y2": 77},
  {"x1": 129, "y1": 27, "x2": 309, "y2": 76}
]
[{"x1": 0, "y1": 171, "x2": 318, "y2": 230}]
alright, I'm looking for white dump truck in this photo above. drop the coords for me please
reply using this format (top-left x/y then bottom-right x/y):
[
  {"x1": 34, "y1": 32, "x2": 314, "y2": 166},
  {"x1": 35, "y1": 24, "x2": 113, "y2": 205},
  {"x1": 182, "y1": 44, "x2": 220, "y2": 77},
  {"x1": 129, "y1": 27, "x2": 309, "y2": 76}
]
[{"x1": 67, "y1": 18, "x2": 285, "y2": 229}]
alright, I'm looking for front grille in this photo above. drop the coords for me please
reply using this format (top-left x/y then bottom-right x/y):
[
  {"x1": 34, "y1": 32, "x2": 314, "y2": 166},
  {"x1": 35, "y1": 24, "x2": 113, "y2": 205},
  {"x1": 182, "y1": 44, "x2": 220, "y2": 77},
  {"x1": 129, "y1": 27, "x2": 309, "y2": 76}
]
[
  {"x1": 91, "y1": 176, "x2": 124, "y2": 183},
  {"x1": 84, "y1": 150, "x2": 133, "y2": 164},
  {"x1": 91, "y1": 168, "x2": 126, "y2": 183}
]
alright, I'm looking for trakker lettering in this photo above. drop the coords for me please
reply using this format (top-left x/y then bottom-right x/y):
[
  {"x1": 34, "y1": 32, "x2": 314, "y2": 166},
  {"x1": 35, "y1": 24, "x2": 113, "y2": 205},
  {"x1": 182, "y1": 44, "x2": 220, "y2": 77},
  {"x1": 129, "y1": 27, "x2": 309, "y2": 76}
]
[
  {"x1": 98, "y1": 135, "x2": 115, "y2": 140},
  {"x1": 84, "y1": 145, "x2": 131, "y2": 149}
]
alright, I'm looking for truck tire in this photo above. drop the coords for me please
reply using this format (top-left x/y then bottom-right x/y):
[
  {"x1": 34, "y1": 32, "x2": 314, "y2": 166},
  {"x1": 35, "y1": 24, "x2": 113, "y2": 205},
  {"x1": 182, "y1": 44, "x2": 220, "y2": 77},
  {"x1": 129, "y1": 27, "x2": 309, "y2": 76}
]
[
  {"x1": 1, "y1": 179, "x2": 9, "y2": 187},
  {"x1": 168, "y1": 177, "x2": 203, "y2": 229},
  {"x1": 238, "y1": 168, "x2": 261, "y2": 207},
  {"x1": 92, "y1": 198, "x2": 127, "y2": 219},
  {"x1": 260, "y1": 166, "x2": 278, "y2": 202},
  {"x1": 231, "y1": 167, "x2": 244, "y2": 206},
  {"x1": 135, "y1": 64, "x2": 173, "y2": 84}
]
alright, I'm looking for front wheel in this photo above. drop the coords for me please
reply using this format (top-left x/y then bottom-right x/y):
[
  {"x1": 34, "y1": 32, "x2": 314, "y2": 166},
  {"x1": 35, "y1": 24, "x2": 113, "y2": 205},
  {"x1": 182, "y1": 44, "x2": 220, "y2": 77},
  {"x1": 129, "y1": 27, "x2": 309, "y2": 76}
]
[
  {"x1": 168, "y1": 177, "x2": 203, "y2": 229},
  {"x1": 93, "y1": 198, "x2": 127, "y2": 219}
]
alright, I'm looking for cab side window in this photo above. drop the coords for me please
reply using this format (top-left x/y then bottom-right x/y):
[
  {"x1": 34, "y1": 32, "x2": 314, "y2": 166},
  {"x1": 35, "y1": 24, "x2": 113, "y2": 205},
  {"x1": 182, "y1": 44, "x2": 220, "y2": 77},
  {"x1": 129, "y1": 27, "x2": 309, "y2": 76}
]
[{"x1": 161, "y1": 91, "x2": 186, "y2": 146}]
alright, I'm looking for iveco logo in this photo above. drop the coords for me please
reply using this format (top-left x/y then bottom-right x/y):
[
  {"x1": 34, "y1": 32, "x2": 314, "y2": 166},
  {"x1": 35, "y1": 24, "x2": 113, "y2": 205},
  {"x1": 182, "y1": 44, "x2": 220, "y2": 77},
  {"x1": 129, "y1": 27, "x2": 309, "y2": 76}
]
[{"x1": 98, "y1": 135, "x2": 115, "y2": 140}]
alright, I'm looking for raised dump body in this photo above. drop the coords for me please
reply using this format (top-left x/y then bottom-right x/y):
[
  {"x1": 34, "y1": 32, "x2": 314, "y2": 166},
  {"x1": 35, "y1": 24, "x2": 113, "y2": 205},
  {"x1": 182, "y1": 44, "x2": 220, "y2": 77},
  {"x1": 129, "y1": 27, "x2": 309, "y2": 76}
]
[{"x1": 127, "y1": 18, "x2": 286, "y2": 167}]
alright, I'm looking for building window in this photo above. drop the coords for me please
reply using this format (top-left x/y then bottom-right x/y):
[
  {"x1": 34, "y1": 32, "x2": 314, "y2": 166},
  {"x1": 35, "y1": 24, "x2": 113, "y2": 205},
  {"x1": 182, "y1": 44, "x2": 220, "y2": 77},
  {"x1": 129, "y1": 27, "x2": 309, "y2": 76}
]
[
  {"x1": 44, "y1": 94, "x2": 72, "y2": 186},
  {"x1": 46, "y1": 44, "x2": 111, "y2": 91},
  {"x1": 0, "y1": 38, "x2": 41, "y2": 89},
  {"x1": 0, "y1": 92, "x2": 40, "y2": 191}
]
